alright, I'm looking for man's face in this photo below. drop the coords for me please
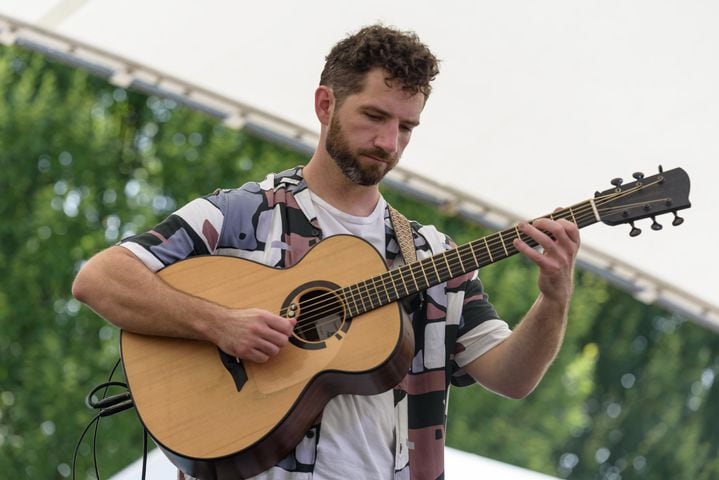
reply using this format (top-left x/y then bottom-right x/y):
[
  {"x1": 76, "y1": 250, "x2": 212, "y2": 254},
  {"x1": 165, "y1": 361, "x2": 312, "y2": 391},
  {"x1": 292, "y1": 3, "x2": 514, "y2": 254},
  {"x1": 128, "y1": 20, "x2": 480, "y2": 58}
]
[{"x1": 325, "y1": 69, "x2": 425, "y2": 186}]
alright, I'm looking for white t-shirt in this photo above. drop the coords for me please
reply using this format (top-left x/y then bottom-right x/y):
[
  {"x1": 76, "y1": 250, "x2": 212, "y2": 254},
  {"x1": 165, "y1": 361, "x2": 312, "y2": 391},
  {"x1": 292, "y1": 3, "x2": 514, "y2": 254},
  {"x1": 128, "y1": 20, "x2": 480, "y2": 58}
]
[{"x1": 308, "y1": 192, "x2": 395, "y2": 480}]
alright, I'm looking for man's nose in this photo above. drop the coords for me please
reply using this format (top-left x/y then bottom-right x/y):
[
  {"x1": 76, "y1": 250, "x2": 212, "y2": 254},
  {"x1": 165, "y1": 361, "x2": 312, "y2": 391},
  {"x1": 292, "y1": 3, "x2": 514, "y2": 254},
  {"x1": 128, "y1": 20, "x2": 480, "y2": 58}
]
[{"x1": 374, "y1": 122, "x2": 400, "y2": 155}]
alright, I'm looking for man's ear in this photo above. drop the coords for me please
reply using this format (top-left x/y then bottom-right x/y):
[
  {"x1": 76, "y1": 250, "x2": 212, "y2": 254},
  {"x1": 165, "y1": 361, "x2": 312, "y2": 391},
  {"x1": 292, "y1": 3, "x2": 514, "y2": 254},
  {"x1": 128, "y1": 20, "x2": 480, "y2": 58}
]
[{"x1": 314, "y1": 86, "x2": 334, "y2": 126}]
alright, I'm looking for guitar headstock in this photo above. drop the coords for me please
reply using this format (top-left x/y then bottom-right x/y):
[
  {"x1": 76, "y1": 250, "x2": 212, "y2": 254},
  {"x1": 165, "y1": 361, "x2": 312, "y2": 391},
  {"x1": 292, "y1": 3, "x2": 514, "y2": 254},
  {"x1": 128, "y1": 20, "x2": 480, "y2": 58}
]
[{"x1": 594, "y1": 166, "x2": 691, "y2": 236}]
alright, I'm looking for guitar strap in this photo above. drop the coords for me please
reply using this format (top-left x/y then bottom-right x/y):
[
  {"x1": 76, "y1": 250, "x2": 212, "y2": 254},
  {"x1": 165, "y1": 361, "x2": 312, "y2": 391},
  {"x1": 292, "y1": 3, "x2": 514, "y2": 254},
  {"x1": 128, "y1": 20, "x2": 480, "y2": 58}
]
[
  {"x1": 388, "y1": 205, "x2": 424, "y2": 314},
  {"x1": 388, "y1": 205, "x2": 417, "y2": 265}
]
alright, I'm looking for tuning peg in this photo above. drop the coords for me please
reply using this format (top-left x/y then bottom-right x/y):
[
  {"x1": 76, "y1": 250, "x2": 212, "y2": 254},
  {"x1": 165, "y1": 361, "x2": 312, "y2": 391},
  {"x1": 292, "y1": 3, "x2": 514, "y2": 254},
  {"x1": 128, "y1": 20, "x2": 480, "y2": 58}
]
[
  {"x1": 672, "y1": 212, "x2": 684, "y2": 226},
  {"x1": 611, "y1": 178, "x2": 624, "y2": 188},
  {"x1": 632, "y1": 172, "x2": 645, "y2": 180},
  {"x1": 651, "y1": 217, "x2": 663, "y2": 231},
  {"x1": 629, "y1": 222, "x2": 642, "y2": 237}
]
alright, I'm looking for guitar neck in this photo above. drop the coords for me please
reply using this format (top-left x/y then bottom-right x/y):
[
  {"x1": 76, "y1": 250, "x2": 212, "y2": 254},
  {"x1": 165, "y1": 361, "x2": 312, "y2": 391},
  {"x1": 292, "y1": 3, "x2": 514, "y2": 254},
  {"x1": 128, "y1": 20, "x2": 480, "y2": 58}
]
[{"x1": 339, "y1": 199, "x2": 600, "y2": 317}]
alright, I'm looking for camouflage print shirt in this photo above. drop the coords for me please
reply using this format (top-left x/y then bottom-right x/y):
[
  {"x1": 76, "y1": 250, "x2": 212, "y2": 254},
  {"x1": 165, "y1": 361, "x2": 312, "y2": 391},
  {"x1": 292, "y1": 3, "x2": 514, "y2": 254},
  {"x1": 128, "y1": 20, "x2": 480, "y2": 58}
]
[{"x1": 121, "y1": 166, "x2": 512, "y2": 480}]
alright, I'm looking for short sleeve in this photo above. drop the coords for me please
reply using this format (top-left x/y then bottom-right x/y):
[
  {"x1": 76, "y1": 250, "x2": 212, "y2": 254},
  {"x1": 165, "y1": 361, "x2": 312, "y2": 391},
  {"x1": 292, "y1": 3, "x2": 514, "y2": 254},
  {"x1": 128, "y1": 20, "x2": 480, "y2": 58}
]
[
  {"x1": 451, "y1": 276, "x2": 511, "y2": 386},
  {"x1": 119, "y1": 196, "x2": 224, "y2": 271}
]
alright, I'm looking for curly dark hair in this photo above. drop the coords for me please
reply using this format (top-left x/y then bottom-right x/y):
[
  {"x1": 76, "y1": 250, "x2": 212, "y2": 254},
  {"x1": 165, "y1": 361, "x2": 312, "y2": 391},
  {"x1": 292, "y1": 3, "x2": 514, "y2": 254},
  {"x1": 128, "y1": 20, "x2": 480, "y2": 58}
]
[{"x1": 320, "y1": 24, "x2": 440, "y2": 105}]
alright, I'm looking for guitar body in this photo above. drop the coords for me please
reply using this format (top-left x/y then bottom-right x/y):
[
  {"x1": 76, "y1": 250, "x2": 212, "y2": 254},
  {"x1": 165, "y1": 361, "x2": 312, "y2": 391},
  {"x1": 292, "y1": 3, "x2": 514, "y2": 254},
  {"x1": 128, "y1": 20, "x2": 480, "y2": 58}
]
[{"x1": 120, "y1": 235, "x2": 415, "y2": 479}]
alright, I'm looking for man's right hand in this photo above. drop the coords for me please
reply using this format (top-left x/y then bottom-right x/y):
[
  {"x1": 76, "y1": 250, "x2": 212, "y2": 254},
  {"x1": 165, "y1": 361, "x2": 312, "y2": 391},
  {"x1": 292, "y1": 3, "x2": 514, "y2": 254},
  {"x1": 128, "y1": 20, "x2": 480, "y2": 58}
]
[{"x1": 211, "y1": 308, "x2": 297, "y2": 363}]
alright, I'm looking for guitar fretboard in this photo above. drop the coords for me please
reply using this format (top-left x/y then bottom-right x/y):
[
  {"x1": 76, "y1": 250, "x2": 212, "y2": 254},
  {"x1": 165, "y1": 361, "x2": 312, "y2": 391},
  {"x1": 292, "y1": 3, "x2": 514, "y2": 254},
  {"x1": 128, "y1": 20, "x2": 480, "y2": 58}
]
[{"x1": 339, "y1": 199, "x2": 598, "y2": 317}]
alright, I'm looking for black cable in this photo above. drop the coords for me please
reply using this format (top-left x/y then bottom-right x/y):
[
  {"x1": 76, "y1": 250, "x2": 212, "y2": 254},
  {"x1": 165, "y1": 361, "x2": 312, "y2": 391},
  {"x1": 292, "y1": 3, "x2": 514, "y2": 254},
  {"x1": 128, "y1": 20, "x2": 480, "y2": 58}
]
[
  {"x1": 85, "y1": 381, "x2": 129, "y2": 409},
  {"x1": 74, "y1": 358, "x2": 134, "y2": 479},
  {"x1": 85, "y1": 357, "x2": 125, "y2": 409},
  {"x1": 92, "y1": 413, "x2": 102, "y2": 479},
  {"x1": 74, "y1": 357, "x2": 152, "y2": 479},
  {"x1": 72, "y1": 413, "x2": 102, "y2": 480},
  {"x1": 108, "y1": 357, "x2": 121, "y2": 378}
]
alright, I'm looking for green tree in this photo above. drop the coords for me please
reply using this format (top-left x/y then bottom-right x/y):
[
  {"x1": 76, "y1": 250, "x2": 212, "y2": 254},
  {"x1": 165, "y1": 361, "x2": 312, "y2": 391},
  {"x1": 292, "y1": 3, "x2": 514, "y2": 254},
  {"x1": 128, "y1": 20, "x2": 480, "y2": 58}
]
[{"x1": 561, "y1": 291, "x2": 719, "y2": 479}]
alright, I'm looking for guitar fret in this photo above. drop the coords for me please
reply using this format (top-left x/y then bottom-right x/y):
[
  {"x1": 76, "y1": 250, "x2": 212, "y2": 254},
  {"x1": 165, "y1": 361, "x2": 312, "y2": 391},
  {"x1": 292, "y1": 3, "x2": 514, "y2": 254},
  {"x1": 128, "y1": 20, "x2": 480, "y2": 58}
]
[
  {"x1": 513, "y1": 225, "x2": 522, "y2": 247},
  {"x1": 372, "y1": 279, "x2": 380, "y2": 308},
  {"x1": 588, "y1": 198, "x2": 601, "y2": 222},
  {"x1": 390, "y1": 270, "x2": 407, "y2": 298},
  {"x1": 361, "y1": 280, "x2": 375, "y2": 310},
  {"x1": 360, "y1": 284, "x2": 369, "y2": 314},
  {"x1": 483, "y1": 237, "x2": 494, "y2": 262},
  {"x1": 406, "y1": 263, "x2": 420, "y2": 292},
  {"x1": 381, "y1": 276, "x2": 391, "y2": 303},
  {"x1": 353, "y1": 283, "x2": 366, "y2": 314},
  {"x1": 393, "y1": 268, "x2": 408, "y2": 298},
  {"x1": 569, "y1": 206, "x2": 577, "y2": 224},
  {"x1": 346, "y1": 285, "x2": 359, "y2": 317},
  {"x1": 443, "y1": 252, "x2": 452, "y2": 277},
  {"x1": 387, "y1": 271, "x2": 400, "y2": 302},
  {"x1": 455, "y1": 248, "x2": 465, "y2": 273},
  {"x1": 370, "y1": 276, "x2": 383, "y2": 307},
  {"x1": 499, "y1": 232, "x2": 509, "y2": 257},
  {"x1": 364, "y1": 278, "x2": 381, "y2": 308},
  {"x1": 354, "y1": 282, "x2": 365, "y2": 313},
  {"x1": 339, "y1": 289, "x2": 351, "y2": 317},
  {"x1": 468, "y1": 243, "x2": 479, "y2": 270},
  {"x1": 360, "y1": 282, "x2": 371, "y2": 312},
  {"x1": 429, "y1": 257, "x2": 441, "y2": 283},
  {"x1": 418, "y1": 261, "x2": 429, "y2": 289}
]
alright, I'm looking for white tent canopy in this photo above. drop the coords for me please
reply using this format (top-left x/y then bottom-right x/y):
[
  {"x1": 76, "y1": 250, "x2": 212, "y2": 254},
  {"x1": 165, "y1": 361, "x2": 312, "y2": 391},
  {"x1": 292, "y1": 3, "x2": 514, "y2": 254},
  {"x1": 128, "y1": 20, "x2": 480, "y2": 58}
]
[
  {"x1": 108, "y1": 448, "x2": 560, "y2": 480},
  {"x1": 1, "y1": 1, "x2": 716, "y2": 331}
]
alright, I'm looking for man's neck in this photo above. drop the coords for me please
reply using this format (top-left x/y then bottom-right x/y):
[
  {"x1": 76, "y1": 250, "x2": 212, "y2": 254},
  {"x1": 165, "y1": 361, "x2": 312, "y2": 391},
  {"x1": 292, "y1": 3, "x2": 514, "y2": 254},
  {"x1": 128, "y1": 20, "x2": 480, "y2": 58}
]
[{"x1": 303, "y1": 158, "x2": 382, "y2": 217}]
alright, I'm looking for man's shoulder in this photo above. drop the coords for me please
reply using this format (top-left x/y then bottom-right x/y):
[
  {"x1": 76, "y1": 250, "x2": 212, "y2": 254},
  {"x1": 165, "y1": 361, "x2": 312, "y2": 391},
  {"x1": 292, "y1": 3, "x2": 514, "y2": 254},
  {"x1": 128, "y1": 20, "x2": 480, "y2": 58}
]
[{"x1": 204, "y1": 166, "x2": 307, "y2": 204}]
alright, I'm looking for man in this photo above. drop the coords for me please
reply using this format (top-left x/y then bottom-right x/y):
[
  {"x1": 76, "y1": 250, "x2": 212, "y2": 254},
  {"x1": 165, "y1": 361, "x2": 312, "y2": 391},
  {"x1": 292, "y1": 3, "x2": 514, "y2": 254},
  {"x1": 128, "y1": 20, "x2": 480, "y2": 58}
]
[{"x1": 72, "y1": 25, "x2": 579, "y2": 479}]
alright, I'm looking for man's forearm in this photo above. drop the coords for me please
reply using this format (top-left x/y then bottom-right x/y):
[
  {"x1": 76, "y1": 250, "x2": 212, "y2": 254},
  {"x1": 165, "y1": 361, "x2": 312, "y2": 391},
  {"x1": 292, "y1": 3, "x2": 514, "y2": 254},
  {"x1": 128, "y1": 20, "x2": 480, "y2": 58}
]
[
  {"x1": 465, "y1": 293, "x2": 569, "y2": 399},
  {"x1": 72, "y1": 246, "x2": 223, "y2": 341}
]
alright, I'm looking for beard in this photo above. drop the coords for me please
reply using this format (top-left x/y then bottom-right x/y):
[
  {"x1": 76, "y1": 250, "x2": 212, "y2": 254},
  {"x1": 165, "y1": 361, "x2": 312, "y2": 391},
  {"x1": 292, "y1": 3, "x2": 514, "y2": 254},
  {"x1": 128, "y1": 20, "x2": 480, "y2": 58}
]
[{"x1": 325, "y1": 116, "x2": 397, "y2": 186}]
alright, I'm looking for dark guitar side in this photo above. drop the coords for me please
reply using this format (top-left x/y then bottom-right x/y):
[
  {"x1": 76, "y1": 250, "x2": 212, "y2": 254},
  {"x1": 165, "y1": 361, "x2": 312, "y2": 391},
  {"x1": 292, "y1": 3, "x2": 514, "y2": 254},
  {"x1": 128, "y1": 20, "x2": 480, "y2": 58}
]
[{"x1": 120, "y1": 235, "x2": 415, "y2": 479}]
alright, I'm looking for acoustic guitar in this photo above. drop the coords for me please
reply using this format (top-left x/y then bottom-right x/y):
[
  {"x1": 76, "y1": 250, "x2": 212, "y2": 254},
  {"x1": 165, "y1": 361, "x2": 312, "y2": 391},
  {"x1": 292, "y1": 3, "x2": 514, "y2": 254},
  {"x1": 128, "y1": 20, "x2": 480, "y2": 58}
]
[{"x1": 120, "y1": 167, "x2": 690, "y2": 479}]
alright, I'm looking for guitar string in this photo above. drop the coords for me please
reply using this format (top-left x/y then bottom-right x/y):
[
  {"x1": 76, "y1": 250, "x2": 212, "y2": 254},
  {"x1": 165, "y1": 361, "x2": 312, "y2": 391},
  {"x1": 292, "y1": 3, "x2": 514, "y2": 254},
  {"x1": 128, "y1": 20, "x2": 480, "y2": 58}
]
[
  {"x1": 289, "y1": 206, "x2": 593, "y2": 338},
  {"x1": 290, "y1": 195, "x2": 666, "y2": 339},
  {"x1": 289, "y1": 180, "x2": 671, "y2": 337},
  {"x1": 289, "y1": 202, "x2": 596, "y2": 338},
  {"x1": 290, "y1": 182, "x2": 668, "y2": 338}
]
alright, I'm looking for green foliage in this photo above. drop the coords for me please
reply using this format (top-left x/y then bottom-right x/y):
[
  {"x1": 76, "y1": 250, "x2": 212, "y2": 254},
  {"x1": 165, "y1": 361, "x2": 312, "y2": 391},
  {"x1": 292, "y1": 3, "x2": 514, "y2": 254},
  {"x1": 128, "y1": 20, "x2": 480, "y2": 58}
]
[
  {"x1": 1, "y1": 44, "x2": 717, "y2": 480},
  {"x1": 0, "y1": 45, "x2": 305, "y2": 478},
  {"x1": 560, "y1": 292, "x2": 719, "y2": 479}
]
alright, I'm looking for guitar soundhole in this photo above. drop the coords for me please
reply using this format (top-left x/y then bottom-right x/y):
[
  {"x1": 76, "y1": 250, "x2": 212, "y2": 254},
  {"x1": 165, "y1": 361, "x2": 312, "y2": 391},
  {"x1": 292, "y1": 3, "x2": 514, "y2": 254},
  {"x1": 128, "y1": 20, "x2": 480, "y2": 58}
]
[{"x1": 293, "y1": 288, "x2": 346, "y2": 343}]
